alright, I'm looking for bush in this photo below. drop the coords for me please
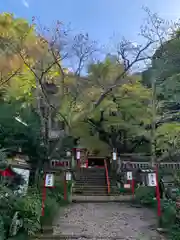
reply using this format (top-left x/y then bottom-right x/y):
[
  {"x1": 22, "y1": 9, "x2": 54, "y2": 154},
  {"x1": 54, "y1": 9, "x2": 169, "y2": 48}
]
[
  {"x1": 41, "y1": 193, "x2": 59, "y2": 225},
  {"x1": 47, "y1": 184, "x2": 64, "y2": 203},
  {"x1": 169, "y1": 224, "x2": 180, "y2": 240},
  {"x1": 0, "y1": 214, "x2": 5, "y2": 240},
  {"x1": 0, "y1": 179, "x2": 73, "y2": 238},
  {"x1": 13, "y1": 190, "x2": 41, "y2": 235},
  {"x1": 0, "y1": 185, "x2": 41, "y2": 238},
  {"x1": 41, "y1": 181, "x2": 72, "y2": 225},
  {"x1": 160, "y1": 200, "x2": 176, "y2": 228},
  {"x1": 135, "y1": 186, "x2": 155, "y2": 206}
]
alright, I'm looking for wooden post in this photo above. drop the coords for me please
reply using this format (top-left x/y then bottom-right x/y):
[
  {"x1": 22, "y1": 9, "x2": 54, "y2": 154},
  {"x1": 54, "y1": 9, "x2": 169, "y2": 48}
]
[
  {"x1": 41, "y1": 174, "x2": 46, "y2": 217},
  {"x1": 155, "y1": 166, "x2": 161, "y2": 217},
  {"x1": 131, "y1": 179, "x2": 135, "y2": 198}
]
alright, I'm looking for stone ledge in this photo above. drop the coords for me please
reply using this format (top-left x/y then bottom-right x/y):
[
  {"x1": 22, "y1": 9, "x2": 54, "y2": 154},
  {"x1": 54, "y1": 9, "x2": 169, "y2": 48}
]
[
  {"x1": 32, "y1": 234, "x2": 124, "y2": 239},
  {"x1": 72, "y1": 195, "x2": 133, "y2": 202}
]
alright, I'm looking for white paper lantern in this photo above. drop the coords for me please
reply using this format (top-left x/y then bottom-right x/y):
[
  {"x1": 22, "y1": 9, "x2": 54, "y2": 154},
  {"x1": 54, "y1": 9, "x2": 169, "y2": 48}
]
[
  {"x1": 66, "y1": 171, "x2": 72, "y2": 181},
  {"x1": 76, "y1": 150, "x2": 80, "y2": 159},
  {"x1": 112, "y1": 151, "x2": 117, "y2": 160}
]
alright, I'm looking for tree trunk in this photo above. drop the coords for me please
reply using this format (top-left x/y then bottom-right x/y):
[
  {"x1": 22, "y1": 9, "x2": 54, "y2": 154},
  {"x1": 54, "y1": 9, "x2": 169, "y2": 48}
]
[{"x1": 151, "y1": 70, "x2": 157, "y2": 167}]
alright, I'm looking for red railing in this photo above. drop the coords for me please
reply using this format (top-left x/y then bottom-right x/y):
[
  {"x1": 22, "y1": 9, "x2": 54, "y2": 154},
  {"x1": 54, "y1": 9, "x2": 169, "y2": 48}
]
[
  {"x1": 104, "y1": 159, "x2": 110, "y2": 194},
  {"x1": 85, "y1": 159, "x2": 88, "y2": 168}
]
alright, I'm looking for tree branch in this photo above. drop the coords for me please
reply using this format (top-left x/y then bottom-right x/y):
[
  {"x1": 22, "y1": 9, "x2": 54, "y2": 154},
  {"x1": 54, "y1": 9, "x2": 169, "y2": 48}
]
[{"x1": 94, "y1": 41, "x2": 153, "y2": 108}]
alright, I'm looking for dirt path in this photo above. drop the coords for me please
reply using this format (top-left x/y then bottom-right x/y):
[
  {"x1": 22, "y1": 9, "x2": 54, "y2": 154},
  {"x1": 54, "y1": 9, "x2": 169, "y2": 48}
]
[{"x1": 53, "y1": 202, "x2": 165, "y2": 239}]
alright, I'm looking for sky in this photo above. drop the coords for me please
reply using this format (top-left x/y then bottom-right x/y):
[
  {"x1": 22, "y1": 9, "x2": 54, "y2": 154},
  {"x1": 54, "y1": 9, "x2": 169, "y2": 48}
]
[{"x1": 1, "y1": 0, "x2": 180, "y2": 46}]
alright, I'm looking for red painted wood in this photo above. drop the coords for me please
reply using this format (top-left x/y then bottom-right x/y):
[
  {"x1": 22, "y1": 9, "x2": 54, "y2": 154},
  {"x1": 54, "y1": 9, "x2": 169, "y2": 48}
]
[
  {"x1": 155, "y1": 165, "x2": 161, "y2": 217},
  {"x1": 0, "y1": 168, "x2": 15, "y2": 177},
  {"x1": 64, "y1": 172, "x2": 67, "y2": 201},
  {"x1": 104, "y1": 159, "x2": 110, "y2": 194},
  {"x1": 85, "y1": 159, "x2": 88, "y2": 168},
  {"x1": 131, "y1": 179, "x2": 135, "y2": 198},
  {"x1": 41, "y1": 175, "x2": 46, "y2": 216}
]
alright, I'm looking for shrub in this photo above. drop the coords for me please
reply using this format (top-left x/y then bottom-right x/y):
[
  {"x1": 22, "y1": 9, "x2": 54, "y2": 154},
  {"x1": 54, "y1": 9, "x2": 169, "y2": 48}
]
[
  {"x1": 0, "y1": 179, "x2": 73, "y2": 238},
  {"x1": 41, "y1": 181, "x2": 72, "y2": 225},
  {"x1": 47, "y1": 184, "x2": 64, "y2": 203},
  {"x1": 0, "y1": 185, "x2": 41, "y2": 237},
  {"x1": 169, "y1": 224, "x2": 180, "y2": 240},
  {"x1": 13, "y1": 190, "x2": 41, "y2": 235},
  {"x1": 41, "y1": 193, "x2": 59, "y2": 225},
  {"x1": 160, "y1": 200, "x2": 176, "y2": 228},
  {"x1": 135, "y1": 186, "x2": 155, "y2": 206},
  {"x1": 0, "y1": 214, "x2": 5, "y2": 240}
]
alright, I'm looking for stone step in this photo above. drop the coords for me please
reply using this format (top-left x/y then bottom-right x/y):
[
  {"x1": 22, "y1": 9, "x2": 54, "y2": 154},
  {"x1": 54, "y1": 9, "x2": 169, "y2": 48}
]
[
  {"x1": 75, "y1": 179, "x2": 106, "y2": 183},
  {"x1": 76, "y1": 172, "x2": 105, "y2": 175},
  {"x1": 78, "y1": 176, "x2": 105, "y2": 179},
  {"x1": 78, "y1": 175, "x2": 105, "y2": 178},
  {"x1": 74, "y1": 184, "x2": 106, "y2": 188},
  {"x1": 77, "y1": 168, "x2": 105, "y2": 171},
  {"x1": 73, "y1": 192, "x2": 108, "y2": 196},
  {"x1": 73, "y1": 188, "x2": 107, "y2": 193},
  {"x1": 75, "y1": 184, "x2": 106, "y2": 188},
  {"x1": 75, "y1": 180, "x2": 106, "y2": 184},
  {"x1": 32, "y1": 234, "x2": 125, "y2": 239},
  {"x1": 76, "y1": 174, "x2": 105, "y2": 177},
  {"x1": 72, "y1": 195, "x2": 133, "y2": 202},
  {"x1": 73, "y1": 189, "x2": 107, "y2": 193}
]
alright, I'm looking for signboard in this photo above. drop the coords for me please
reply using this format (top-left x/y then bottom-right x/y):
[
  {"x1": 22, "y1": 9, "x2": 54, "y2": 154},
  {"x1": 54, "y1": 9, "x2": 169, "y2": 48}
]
[
  {"x1": 66, "y1": 172, "x2": 72, "y2": 181},
  {"x1": 127, "y1": 171, "x2": 133, "y2": 180},
  {"x1": 112, "y1": 152, "x2": 117, "y2": 161},
  {"x1": 148, "y1": 173, "x2": 156, "y2": 186},
  {"x1": 45, "y1": 173, "x2": 54, "y2": 187},
  {"x1": 51, "y1": 160, "x2": 70, "y2": 169},
  {"x1": 13, "y1": 168, "x2": 30, "y2": 196},
  {"x1": 124, "y1": 184, "x2": 131, "y2": 189}
]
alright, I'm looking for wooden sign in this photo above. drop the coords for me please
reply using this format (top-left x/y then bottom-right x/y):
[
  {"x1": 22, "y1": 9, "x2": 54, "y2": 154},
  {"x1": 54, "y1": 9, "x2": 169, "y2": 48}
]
[
  {"x1": 124, "y1": 184, "x2": 131, "y2": 189},
  {"x1": 51, "y1": 160, "x2": 70, "y2": 169}
]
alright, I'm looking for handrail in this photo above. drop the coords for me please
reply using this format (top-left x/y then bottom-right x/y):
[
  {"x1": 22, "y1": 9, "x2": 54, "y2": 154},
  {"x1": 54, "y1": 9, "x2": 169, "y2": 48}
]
[
  {"x1": 85, "y1": 159, "x2": 88, "y2": 168},
  {"x1": 104, "y1": 159, "x2": 110, "y2": 194}
]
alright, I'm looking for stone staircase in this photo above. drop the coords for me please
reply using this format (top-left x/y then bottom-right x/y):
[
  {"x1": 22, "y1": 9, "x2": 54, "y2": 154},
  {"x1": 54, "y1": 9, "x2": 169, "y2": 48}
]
[{"x1": 73, "y1": 168, "x2": 107, "y2": 196}]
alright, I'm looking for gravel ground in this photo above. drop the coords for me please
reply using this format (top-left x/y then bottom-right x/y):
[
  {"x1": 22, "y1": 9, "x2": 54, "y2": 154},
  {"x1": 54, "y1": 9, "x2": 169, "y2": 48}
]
[{"x1": 53, "y1": 202, "x2": 165, "y2": 240}]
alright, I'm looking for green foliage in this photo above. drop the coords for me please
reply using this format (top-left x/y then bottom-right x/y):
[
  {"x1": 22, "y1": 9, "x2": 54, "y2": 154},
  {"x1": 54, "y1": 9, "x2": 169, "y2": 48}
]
[
  {"x1": 41, "y1": 194, "x2": 59, "y2": 226},
  {"x1": 142, "y1": 34, "x2": 180, "y2": 160},
  {"x1": 0, "y1": 149, "x2": 8, "y2": 171},
  {"x1": 59, "y1": 57, "x2": 152, "y2": 154},
  {"x1": 135, "y1": 186, "x2": 155, "y2": 206},
  {"x1": 156, "y1": 122, "x2": 180, "y2": 159},
  {"x1": 160, "y1": 200, "x2": 176, "y2": 228},
  {"x1": 41, "y1": 182, "x2": 71, "y2": 225},
  {"x1": 169, "y1": 224, "x2": 180, "y2": 240},
  {"x1": 14, "y1": 191, "x2": 41, "y2": 235},
  {"x1": 175, "y1": 171, "x2": 180, "y2": 187},
  {"x1": 0, "y1": 179, "x2": 72, "y2": 238},
  {"x1": 0, "y1": 185, "x2": 41, "y2": 237},
  {"x1": 0, "y1": 215, "x2": 5, "y2": 240}
]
